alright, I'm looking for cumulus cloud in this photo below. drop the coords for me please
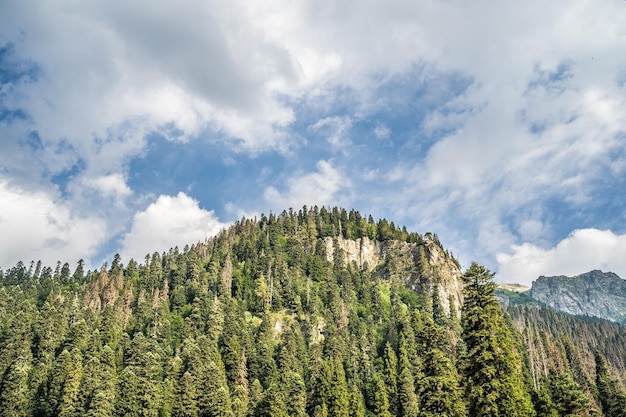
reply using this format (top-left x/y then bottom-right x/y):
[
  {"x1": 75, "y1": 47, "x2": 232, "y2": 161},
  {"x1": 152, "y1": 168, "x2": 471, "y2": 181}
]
[
  {"x1": 1, "y1": 1, "x2": 300, "y2": 150},
  {"x1": 2, "y1": 0, "x2": 626, "y2": 271},
  {"x1": 263, "y1": 160, "x2": 349, "y2": 210},
  {"x1": 497, "y1": 229, "x2": 626, "y2": 286},
  {"x1": 120, "y1": 192, "x2": 227, "y2": 262},
  {"x1": 0, "y1": 179, "x2": 107, "y2": 269},
  {"x1": 82, "y1": 174, "x2": 132, "y2": 199}
]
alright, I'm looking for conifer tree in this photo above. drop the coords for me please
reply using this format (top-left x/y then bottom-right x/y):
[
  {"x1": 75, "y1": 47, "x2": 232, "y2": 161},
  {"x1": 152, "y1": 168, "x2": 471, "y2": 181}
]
[
  {"x1": 383, "y1": 342, "x2": 399, "y2": 415},
  {"x1": 253, "y1": 382, "x2": 288, "y2": 417},
  {"x1": 231, "y1": 349, "x2": 250, "y2": 417},
  {"x1": 546, "y1": 369, "x2": 590, "y2": 417},
  {"x1": 309, "y1": 358, "x2": 350, "y2": 417},
  {"x1": 48, "y1": 347, "x2": 83, "y2": 417},
  {"x1": 460, "y1": 262, "x2": 534, "y2": 417},
  {"x1": 417, "y1": 316, "x2": 465, "y2": 417},
  {"x1": 595, "y1": 352, "x2": 626, "y2": 417},
  {"x1": 349, "y1": 381, "x2": 367, "y2": 417},
  {"x1": 173, "y1": 371, "x2": 200, "y2": 417},
  {"x1": 368, "y1": 372, "x2": 392, "y2": 417},
  {"x1": 0, "y1": 359, "x2": 33, "y2": 417},
  {"x1": 282, "y1": 371, "x2": 307, "y2": 417},
  {"x1": 397, "y1": 338, "x2": 419, "y2": 417},
  {"x1": 85, "y1": 346, "x2": 116, "y2": 417}
]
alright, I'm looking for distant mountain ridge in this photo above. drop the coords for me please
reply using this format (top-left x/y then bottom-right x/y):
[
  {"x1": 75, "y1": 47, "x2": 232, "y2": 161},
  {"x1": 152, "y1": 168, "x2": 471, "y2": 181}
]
[{"x1": 527, "y1": 270, "x2": 626, "y2": 324}]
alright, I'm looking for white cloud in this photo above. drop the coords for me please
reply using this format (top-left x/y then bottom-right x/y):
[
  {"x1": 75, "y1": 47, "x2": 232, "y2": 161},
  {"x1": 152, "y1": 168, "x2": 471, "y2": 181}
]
[
  {"x1": 120, "y1": 192, "x2": 227, "y2": 262},
  {"x1": 497, "y1": 229, "x2": 626, "y2": 286},
  {"x1": 374, "y1": 122, "x2": 390, "y2": 140},
  {"x1": 0, "y1": 179, "x2": 107, "y2": 269},
  {"x1": 1, "y1": 0, "x2": 626, "y2": 272},
  {"x1": 83, "y1": 174, "x2": 132, "y2": 199},
  {"x1": 308, "y1": 116, "x2": 353, "y2": 147},
  {"x1": 1, "y1": 0, "x2": 301, "y2": 181},
  {"x1": 263, "y1": 160, "x2": 349, "y2": 210}
]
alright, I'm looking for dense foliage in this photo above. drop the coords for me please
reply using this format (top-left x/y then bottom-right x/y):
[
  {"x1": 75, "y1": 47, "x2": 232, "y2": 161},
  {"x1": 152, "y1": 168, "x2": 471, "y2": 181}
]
[{"x1": 0, "y1": 206, "x2": 625, "y2": 416}]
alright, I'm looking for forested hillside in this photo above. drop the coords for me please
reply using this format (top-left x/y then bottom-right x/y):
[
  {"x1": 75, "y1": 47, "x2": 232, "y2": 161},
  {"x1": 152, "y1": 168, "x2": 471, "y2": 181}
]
[{"x1": 1, "y1": 206, "x2": 625, "y2": 417}]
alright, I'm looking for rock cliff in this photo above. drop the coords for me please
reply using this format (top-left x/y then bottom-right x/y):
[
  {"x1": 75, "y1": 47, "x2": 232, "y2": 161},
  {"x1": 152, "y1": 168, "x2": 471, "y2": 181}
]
[
  {"x1": 324, "y1": 236, "x2": 464, "y2": 316},
  {"x1": 527, "y1": 270, "x2": 626, "y2": 323}
]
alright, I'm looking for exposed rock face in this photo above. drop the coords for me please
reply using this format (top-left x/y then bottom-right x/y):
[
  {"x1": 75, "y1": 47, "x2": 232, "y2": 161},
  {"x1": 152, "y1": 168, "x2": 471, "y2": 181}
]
[
  {"x1": 324, "y1": 236, "x2": 382, "y2": 269},
  {"x1": 324, "y1": 236, "x2": 464, "y2": 316},
  {"x1": 528, "y1": 270, "x2": 626, "y2": 323}
]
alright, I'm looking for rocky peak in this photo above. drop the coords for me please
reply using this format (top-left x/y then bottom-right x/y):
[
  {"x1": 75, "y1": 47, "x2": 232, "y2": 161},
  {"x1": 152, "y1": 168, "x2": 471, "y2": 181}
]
[{"x1": 527, "y1": 270, "x2": 626, "y2": 323}]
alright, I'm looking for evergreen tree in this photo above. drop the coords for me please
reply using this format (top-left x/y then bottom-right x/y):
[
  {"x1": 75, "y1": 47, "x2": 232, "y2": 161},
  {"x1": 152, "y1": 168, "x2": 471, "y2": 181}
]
[
  {"x1": 85, "y1": 346, "x2": 116, "y2": 417},
  {"x1": 397, "y1": 352, "x2": 419, "y2": 417},
  {"x1": 368, "y1": 372, "x2": 392, "y2": 417},
  {"x1": 0, "y1": 359, "x2": 33, "y2": 417},
  {"x1": 349, "y1": 381, "x2": 367, "y2": 417},
  {"x1": 309, "y1": 358, "x2": 350, "y2": 417},
  {"x1": 383, "y1": 342, "x2": 399, "y2": 415},
  {"x1": 48, "y1": 347, "x2": 83, "y2": 417},
  {"x1": 595, "y1": 352, "x2": 626, "y2": 417},
  {"x1": 460, "y1": 262, "x2": 534, "y2": 417},
  {"x1": 173, "y1": 371, "x2": 200, "y2": 417},
  {"x1": 282, "y1": 371, "x2": 307, "y2": 417},
  {"x1": 546, "y1": 369, "x2": 590, "y2": 417},
  {"x1": 532, "y1": 376, "x2": 558, "y2": 417},
  {"x1": 253, "y1": 382, "x2": 287, "y2": 417},
  {"x1": 417, "y1": 317, "x2": 466, "y2": 417}
]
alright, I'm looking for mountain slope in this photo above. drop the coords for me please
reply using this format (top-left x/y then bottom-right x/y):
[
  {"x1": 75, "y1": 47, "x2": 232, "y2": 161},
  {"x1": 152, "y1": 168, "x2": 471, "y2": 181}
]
[
  {"x1": 528, "y1": 270, "x2": 626, "y2": 323},
  {"x1": 0, "y1": 206, "x2": 625, "y2": 417}
]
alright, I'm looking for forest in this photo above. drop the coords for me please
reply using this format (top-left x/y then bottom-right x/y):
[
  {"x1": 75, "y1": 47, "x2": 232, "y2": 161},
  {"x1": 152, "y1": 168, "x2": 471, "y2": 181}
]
[{"x1": 1, "y1": 206, "x2": 626, "y2": 417}]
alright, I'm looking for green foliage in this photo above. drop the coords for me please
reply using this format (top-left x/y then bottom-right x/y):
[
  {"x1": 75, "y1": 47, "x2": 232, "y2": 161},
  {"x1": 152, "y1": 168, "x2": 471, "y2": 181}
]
[
  {"x1": 417, "y1": 317, "x2": 466, "y2": 417},
  {"x1": 0, "y1": 207, "x2": 624, "y2": 417},
  {"x1": 461, "y1": 262, "x2": 535, "y2": 417},
  {"x1": 595, "y1": 352, "x2": 626, "y2": 417},
  {"x1": 546, "y1": 369, "x2": 591, "y2": 417},
  {"x1": 368, "y1": 373, "x2": 392, "y2": 417}
]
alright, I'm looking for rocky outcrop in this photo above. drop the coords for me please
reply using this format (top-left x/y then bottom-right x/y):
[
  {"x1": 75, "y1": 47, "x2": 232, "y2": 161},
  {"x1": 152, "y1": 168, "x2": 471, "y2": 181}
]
[
  {"x1": 323, "y1": 236, "x2": 464, "y2": 316},
  {"x1": 527, "y1": 270, "x2": 626, "y2": 323}
]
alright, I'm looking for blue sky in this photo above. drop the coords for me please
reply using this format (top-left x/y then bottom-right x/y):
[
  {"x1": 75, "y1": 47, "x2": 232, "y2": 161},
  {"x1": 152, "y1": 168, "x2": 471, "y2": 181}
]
[{"x1": 1, "y1": 0, "x2": 626, "y2": 286}]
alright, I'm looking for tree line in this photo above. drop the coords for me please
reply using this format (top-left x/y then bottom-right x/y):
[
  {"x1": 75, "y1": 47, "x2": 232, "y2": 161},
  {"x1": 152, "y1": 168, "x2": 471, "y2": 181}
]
[{"x1": 0, "y1": 206, "x2": 624, "y2": 416}]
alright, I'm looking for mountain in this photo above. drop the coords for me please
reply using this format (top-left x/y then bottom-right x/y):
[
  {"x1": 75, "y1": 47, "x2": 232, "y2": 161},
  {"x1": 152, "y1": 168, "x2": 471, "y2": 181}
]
[
  {"x1": 527, "y1": 270, "x2": 626, "y2": 324},
  {"x1": 1, "y1": 206, "x2": 625, "y2": 417}
]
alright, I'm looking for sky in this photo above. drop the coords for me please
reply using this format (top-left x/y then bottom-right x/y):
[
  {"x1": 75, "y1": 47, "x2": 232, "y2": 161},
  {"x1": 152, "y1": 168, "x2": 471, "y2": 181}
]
[{"x1": 1, "y1": 0, "x2": 626, "y2": 286}]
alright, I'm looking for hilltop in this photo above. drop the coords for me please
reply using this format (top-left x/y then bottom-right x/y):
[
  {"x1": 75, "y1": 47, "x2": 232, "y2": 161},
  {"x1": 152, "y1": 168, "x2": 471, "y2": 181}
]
[{"x1": 0, "y1": 206, "x2": 625, "y2": 417}]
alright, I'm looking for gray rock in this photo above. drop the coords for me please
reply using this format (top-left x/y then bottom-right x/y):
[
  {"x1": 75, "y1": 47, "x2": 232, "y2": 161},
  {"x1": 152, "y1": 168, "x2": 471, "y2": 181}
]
[{"x1": 527, "y1": 270, "x2": 626, "y2": 323}]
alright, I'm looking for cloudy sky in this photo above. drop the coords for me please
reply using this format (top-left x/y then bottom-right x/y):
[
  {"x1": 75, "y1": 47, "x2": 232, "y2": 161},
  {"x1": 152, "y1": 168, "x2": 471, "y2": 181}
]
[{"x1": 1, "y1": 0, "x2": 626, "y2": 286}]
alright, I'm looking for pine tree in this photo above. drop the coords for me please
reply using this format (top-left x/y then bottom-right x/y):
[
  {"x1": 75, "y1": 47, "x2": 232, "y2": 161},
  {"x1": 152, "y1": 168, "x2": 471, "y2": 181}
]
[
  {"x1": 595, "y1": 352, "x2": 626, "y2": 417},
  {"x1": 85, "y1": 346, "x2": 116, "y2": 417},
  {"x1": 546, "y1": 369, "x2": 590, "y2": 417},
  {"x1": 282, "y1": 371, "x2": 307, "y2": 417},
  {"x1": 173, "y1": 371, "x2": 200, "y2": 417},
  {"x1": 309, "y1": 358, "x2": 350, "y2": 417},
  {"x1": 368, "y1": 373, "x2": 392, "y2": 417},
  {"x1": 383, "y1": 342, "x2": 399, "y2": 415},
  {"x1": 532, "y1": 375, "x2": 558, "y2": 417},
  {"x1": 349, "y1": 381, "x2": 367, "y2": 417},
  {"x1": 253, "y1": 382, "x2": 287, "y2": 417},
  {"x1": 460, "y1": 262, "x2": 534, "y2": 417},
  {"x1": 417, "y1": 317, "x2": 465, "y2": 417},
  {"x1": 397, "y1": 351, "x2": 419, "y2": 417},
  {"x1": 0, "y1": 359, "x2": 33, "y2": 417},
  {"x1": 48, "y1": 347, "x2": 83, "y2": 417}
]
